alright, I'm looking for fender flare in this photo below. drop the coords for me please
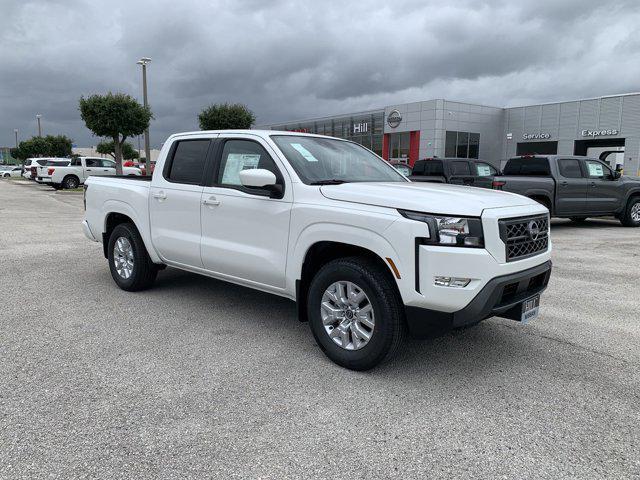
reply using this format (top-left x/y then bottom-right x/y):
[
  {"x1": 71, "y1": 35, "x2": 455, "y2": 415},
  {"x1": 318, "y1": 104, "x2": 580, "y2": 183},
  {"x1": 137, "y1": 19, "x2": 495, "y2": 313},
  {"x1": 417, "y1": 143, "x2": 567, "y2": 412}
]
[
  {"x1": 101, "y1": 200, "x2": 162, "y2": 264},
  {"x1": 287, "y1": 222, "x2": 410, "y2": 302}
]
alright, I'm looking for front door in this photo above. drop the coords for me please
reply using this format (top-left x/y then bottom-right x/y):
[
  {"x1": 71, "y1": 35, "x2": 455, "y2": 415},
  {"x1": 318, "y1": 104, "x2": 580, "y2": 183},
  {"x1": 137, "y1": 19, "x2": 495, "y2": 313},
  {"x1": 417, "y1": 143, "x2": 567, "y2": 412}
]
[
  {"x1": 555, "y1": 158, "x2": 587, "y2": 215},
  {"x1": 584, "y1": 160, "x2": 624, "y2": 214},
  {"x1": 200, "y1": 136, "x2": 292, "y2": 289},
  {"x1": 149, "y1": 137, "x2": 214, "y2": 267}
]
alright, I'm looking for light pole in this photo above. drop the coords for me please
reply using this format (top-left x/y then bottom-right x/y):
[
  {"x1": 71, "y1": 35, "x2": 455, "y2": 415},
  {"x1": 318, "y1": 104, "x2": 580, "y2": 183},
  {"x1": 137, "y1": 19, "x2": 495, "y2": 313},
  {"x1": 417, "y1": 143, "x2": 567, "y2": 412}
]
[
  {"x1": 137, "y1": 57, "x2": 151, "y2": 173},
  {"x1": 14, "y1": 129, "x2": 18, "y2": 148},
  {"x1": 36, "y1": 114, "x2": 42, "y2": 136}
]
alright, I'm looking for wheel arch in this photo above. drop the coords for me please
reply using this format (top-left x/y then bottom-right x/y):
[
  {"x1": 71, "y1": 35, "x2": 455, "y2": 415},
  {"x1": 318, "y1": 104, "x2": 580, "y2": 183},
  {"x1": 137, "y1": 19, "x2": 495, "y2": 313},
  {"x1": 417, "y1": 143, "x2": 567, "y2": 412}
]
[
  {"x1": 293, "y1": 233, "x2": 404, "y2": 323},
  {"x1": 62, "y1": 173, "x2": 80, "y2": 187},
  {"x1": 101, "y1": 200, "x2": 160, "y2": 263}
]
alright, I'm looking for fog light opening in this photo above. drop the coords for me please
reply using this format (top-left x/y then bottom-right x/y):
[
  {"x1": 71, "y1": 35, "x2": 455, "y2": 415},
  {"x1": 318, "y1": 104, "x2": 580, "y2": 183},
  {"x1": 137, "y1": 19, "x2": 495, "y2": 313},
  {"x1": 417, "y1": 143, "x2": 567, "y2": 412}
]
[{"x1": 434, "y1": 276, "x2": 471, "y2": 288}]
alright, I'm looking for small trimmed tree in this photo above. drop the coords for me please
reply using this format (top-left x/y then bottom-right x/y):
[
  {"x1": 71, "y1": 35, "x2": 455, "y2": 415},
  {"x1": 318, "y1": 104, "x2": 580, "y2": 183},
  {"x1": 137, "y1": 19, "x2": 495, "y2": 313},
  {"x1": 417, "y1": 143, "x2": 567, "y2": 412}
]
[
  {"x1": 198, "y1": 103, "x2": 255, "y2": 130},
  {"x1": 96, "y1": 140, "x2": 140, "y2": 160},
  {"x1": 79, "y1": 93, "x2": 151, "y2": 175}
]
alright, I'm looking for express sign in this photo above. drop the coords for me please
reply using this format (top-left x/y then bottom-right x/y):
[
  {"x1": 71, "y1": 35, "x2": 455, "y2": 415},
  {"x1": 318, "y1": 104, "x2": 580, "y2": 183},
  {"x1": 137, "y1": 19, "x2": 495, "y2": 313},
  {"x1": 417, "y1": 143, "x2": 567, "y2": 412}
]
[{"x1": 581, "y1": 129, "x2": 619, "y2": 137}]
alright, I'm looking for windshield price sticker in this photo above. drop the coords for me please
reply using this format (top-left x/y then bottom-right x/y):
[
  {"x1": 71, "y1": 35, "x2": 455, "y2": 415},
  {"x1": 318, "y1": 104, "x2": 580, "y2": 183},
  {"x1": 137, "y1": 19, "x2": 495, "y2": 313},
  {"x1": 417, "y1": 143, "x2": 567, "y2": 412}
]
[
  {"x1": 291, "y1": 143, "x2": 319, "y2": 162},
  {"x1": 477, "y1": 165, "x2": 491, "y2": 176}
]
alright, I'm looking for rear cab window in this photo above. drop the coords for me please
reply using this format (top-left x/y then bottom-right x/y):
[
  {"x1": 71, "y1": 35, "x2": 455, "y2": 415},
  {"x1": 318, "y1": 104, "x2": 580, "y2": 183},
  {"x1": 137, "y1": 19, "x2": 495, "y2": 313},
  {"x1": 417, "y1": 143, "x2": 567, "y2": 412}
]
[
  {"x1": 164, "y1": 139, "x2": 211, "y2": 185},
  {"x1": 451, "y1": 161, "x2": 471, "y2": 175},
  {"x1": 558, "y1": 159, "x2": 584, "y2": 178}
]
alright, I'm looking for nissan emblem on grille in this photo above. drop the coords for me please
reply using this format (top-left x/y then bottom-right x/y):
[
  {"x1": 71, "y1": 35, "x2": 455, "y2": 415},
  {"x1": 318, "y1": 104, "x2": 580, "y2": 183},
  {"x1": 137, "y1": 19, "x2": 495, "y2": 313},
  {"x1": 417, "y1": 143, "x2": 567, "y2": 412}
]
[
  {"x1": 499, "y1": 215, "x2": 549, "y2": 262},
  {"x1": 527, "y1": 220, "x2": 540, "y2": 240}
]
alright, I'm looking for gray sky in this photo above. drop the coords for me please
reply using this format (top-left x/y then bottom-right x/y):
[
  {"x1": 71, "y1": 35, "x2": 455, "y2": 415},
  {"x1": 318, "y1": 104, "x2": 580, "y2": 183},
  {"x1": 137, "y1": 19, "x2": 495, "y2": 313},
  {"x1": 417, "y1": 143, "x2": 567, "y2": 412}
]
[{"x1": 1, "y1": 0, "x2": 639, "y2": 148}]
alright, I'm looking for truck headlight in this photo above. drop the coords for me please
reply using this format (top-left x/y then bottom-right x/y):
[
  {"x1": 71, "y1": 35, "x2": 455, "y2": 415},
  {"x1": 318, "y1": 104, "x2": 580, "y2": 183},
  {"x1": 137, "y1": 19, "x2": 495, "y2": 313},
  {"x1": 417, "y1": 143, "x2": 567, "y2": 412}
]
[{"x1": 398, "y1": 210, "x2": 484, "y2": 248}]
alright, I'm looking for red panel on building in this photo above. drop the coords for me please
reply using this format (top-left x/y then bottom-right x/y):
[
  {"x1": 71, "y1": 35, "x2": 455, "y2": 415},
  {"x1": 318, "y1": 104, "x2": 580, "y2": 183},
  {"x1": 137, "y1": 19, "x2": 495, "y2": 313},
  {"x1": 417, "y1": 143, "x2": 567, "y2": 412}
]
[
  {"x1": 382, "y1": 134, "x2": 390, "y2": 160},
  {"x1": 409, "y1": 130, "x2": 420, "y2": 167}
]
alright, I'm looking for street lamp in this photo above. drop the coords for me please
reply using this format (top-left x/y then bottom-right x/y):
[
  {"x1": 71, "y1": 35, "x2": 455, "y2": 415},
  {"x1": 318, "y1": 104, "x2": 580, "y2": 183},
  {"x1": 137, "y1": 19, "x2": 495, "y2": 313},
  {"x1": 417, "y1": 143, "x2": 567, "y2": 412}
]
[
  {"x1": 35, "y1": 114, "x2": 42, "y2": 136},
  {"x1": 137, "y1": 57, "x2": 152, "y2": 174},
  {"x1": 14, "y1": 129, "x2": 18, "y2": 148}
]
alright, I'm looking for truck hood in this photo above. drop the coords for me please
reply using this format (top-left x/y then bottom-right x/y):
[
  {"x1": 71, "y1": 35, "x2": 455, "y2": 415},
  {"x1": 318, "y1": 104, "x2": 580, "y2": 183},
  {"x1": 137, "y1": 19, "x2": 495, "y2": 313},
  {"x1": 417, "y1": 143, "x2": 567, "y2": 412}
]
[{"x1": 320, "y1": 182, "x2": 537, "y2": 216}]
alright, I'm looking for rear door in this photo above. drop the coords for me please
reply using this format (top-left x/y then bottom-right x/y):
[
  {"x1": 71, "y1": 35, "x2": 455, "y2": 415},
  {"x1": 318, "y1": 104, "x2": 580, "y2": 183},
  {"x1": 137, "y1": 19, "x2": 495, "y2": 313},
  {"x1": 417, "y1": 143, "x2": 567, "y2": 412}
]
[
  {"x1": 555, "y1": 158, "x2": 587, "y2": 215},
  {"x1": 449, "y1": 160, "x2": 475, "y2": 186},
  {"x1": 473, "y1": 161, "x2": 498, "y2": 189},
  {"x1": 149, "y1": 135, "x2": 215, "y2": 267},
  {"x1": 584, "y1": 160, "x2": 624, "y2": 214}
]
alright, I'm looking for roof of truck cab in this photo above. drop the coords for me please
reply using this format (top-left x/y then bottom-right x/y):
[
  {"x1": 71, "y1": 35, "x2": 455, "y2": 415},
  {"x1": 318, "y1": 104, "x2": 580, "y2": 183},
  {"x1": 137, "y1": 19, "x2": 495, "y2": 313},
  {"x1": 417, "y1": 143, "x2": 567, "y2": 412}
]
[{"x1": 167, "y1": 130, "x2": 344, "y2": 140}]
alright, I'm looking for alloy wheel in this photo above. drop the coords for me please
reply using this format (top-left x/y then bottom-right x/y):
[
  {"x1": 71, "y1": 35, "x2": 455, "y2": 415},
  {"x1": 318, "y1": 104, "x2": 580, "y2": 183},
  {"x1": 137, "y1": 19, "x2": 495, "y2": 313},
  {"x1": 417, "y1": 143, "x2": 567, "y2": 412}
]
[
  {"x1": 321, "y1": 281, "x2": 375, "y2": 350},
  {"x1": 113, "y1": 237, "x2": 134, "y2": 279}
]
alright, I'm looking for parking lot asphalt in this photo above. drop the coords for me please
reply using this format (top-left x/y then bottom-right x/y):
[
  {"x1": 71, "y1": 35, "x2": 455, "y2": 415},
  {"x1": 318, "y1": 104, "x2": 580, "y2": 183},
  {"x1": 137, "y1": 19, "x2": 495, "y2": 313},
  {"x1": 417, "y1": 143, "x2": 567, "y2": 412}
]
[{"x1": 0, "y1": 180, "x2": 638, "y2": 479}]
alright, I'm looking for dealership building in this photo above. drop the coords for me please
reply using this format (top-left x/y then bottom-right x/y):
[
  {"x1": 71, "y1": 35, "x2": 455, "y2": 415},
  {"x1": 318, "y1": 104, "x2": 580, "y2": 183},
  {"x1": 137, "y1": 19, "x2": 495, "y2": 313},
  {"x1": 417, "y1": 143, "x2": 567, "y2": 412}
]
[{"x1": 262, "y1": 92, "x2": 640, "y2": 174}]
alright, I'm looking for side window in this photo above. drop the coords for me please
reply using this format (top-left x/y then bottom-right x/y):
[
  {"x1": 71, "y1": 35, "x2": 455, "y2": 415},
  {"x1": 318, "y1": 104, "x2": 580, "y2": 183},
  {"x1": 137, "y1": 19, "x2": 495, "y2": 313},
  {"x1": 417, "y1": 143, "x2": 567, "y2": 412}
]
[
  {"x1": 165, "y1": 140, "x2": 210, "y2": 184},
  {"x1": 451, "y1": 161, "x2": 471, "y2": 175},
  {"x1": 424, "y1": 160, "x2": 444, "y2": 176},
  {"x1": 101, "y1": 159, "x2": 116, "y2": 168},
  {"x1": 71, "y1": 158, "x2": 80, "y2": 166},
  {"x1": 85, "y1": 158, "x2": 101, "y2": 167},
  {"x1": 216, "y1": 139, "x2": 281, "y2": 187},
  {"x1": 24, "y1": 160, "x2": 32, "y2": 167},
  {"x1": 586, "y1": 160, "x2": 610, "y2": 179},
  {"x1": 558, "y1": 159, "x2": 583, "y2": 178},
  {"x1": 475, "y1": 162, "x2": 497, "y2": 176},
  {"x1": 412, "y1": 161, "x2": 425, "y2": 175}
]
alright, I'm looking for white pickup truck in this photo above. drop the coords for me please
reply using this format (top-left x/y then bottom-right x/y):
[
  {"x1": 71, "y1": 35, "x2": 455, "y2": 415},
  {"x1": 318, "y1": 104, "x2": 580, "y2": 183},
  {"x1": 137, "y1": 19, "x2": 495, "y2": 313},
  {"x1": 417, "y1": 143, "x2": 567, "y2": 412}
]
[
  {"x1": 83, "y1": 130, "x2": 552, "y2": 370},
  {"x1": 51, "y1": 156, "x2": 141, "y2": 189}
]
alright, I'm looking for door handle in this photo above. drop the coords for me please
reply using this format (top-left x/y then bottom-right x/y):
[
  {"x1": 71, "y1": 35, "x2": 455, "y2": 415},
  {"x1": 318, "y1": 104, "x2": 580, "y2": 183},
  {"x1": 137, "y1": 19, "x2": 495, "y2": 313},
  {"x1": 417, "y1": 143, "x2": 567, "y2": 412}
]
[
  {"x1": 590, "y1": 182, "x2": 597, "y2": 187},
  {"x1": 152, "y1": 191, "x2": 167, "y2": 200},
  {"x1": 86, "y1": 169, "x2": 92, "y2": 172},
  {"x1": 560, "y1": 181, "x2": 568, "y2": 187},
  {"x1": 202, "y1": 197, "x2": 220, "y2": 207}
]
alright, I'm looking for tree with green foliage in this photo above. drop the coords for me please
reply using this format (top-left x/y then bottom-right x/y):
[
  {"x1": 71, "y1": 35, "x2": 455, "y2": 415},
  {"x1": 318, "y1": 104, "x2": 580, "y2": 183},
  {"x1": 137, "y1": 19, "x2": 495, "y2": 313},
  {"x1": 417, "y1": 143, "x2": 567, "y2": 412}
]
[
  {"x1": 96, "y1": 140, "x2": 140, "y2": 160},
  {"x1": 198, "y1": 103, "x2": 255, "y2": 130},
  {"x1": 10, "y1": 135, "x2": 73, "y2": 167},
  {"x1": 79, "y1": 92, "x2": 152, "y2": 175}
]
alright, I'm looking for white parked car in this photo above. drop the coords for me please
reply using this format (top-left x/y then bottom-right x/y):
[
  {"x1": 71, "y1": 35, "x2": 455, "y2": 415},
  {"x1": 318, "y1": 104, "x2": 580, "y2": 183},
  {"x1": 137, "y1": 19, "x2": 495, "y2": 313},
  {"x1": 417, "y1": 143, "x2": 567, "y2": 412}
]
[
  {"x1": 83, "y1": 130, "x2": 552, "y2": 370},
  {"x1": 1, "y1": 166, "x2": 23, "y2": 178},
  {"x1": 50, "y1": 157, "x2": 141, "y2": 189},
  {"x1": 35, "y1": 159, "x2": 71, "y2": 185},
  {"x1": 23, "y1": 158, "x2": 55, "y2": 179}
]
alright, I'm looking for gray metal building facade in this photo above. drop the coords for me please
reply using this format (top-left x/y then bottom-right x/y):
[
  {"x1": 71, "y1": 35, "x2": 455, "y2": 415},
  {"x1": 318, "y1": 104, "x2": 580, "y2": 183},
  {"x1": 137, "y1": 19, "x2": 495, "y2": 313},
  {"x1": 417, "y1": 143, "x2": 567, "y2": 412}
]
[{"x1": 263, "y1": 92, "x2": 640, "y2": 174}]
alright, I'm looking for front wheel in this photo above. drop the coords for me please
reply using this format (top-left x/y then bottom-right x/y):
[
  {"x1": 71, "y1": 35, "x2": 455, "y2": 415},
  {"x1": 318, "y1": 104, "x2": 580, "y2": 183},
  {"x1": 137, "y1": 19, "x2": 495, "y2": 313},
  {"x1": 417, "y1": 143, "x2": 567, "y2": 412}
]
[
  {"x1": 307, "y1": 257, "x2": 405, "y2": 371},
  {"x1": 107, "y1": 223, "x2": 158, "y2": 291},
  {"x1": 621, "y1": 197, "x2": 640, "y2": 227}
]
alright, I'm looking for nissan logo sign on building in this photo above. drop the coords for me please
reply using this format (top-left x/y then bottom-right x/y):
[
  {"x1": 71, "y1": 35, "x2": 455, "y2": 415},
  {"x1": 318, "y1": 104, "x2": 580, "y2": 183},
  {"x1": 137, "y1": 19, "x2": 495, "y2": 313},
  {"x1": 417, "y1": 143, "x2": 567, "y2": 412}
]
[{"x1": 387, "y1": 110, "x2": 402, "y2": 128}]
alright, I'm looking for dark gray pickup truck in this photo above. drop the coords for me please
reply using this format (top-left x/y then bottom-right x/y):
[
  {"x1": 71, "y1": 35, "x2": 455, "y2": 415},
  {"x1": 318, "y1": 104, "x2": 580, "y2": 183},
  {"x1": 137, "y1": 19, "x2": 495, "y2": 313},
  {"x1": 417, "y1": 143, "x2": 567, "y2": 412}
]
[
  {"x1": 492, "y1": 155, "x2": 640, "y2": 226},
  {"x1": 409, "y1": 157, "x2": 499, "y2": 188}
]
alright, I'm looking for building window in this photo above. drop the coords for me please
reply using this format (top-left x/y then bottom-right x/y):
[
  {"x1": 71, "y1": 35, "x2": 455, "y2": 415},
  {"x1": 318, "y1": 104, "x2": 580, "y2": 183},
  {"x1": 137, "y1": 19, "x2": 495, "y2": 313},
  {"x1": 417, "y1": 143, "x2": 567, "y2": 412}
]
[
  {"x1": 388, "y1": 132, "x2": 410, "y2": 161},
  {"x1": 445, "y1": 131, "x2": 480, "y2": 159}
]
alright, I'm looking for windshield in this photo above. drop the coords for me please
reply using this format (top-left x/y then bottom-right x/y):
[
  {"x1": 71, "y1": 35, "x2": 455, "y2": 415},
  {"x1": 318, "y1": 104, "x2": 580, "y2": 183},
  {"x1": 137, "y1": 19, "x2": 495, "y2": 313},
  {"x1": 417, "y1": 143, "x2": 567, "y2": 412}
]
[{"x1": 271, "y1": 135, "x2": 407, "y2": 184}]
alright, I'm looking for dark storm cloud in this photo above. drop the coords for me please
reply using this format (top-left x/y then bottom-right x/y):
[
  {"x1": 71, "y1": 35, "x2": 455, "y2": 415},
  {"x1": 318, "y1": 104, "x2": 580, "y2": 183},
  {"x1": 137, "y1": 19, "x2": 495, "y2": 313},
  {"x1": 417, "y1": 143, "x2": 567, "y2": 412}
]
[{"x1": 1, "y1": 0, "x2": 639, "y2": 148}]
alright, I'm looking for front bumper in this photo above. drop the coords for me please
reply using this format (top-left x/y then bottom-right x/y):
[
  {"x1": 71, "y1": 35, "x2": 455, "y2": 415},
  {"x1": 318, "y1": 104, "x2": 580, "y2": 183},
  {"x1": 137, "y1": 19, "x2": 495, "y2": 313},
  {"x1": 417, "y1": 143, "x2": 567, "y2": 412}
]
[
  {"x1": 405, "y1": 260, "x2": 552, "y2": 337},
  {"x1": 36, "y1": 176, "x2": 52, "y2": 183}
]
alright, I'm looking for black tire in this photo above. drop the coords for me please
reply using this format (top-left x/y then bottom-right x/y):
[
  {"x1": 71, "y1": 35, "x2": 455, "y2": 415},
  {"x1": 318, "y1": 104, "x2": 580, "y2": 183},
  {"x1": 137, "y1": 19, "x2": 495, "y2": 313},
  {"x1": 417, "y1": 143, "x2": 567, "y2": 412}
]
[
  {"x1": 620, "y1": 196, "x2": 640, "y2": 227},
  {"x1": 62, "y1": 175, "x2": 79, "y2": 189},
  {"x1": 307, "y1": 257, "x2": 405, "y2": 371},
  {"x1": 107, "y1": 223, "x2": 158, "y2": 291},
  {"x1": 570, "y1": 217, "x2": 587, "y2": 223}
]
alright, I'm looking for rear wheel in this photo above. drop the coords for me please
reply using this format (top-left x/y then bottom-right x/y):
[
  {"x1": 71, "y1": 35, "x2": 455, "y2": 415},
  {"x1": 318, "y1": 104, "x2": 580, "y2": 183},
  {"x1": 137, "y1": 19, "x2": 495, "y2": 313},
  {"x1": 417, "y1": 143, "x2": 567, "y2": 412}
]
[
  {"x1": 62, "y1": 175, "x2": 79, "y2": 189},
  {"x1": 107, "y1": 223, "x2": 158, "y2": 291},
  {"x1": 621, "y1": 196, "x2": 640, "y2": 227},
  {"x1": 307, "y1": 257, "x2": 405, "y2": 371}
]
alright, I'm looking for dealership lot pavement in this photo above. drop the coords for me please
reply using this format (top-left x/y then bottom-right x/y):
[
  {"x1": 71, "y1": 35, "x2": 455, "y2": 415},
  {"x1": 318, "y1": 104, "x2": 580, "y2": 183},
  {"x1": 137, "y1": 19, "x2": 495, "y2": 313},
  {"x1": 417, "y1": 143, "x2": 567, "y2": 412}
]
[{"x1": 0, "y1": 180, "x2": 638, "y2": 479}]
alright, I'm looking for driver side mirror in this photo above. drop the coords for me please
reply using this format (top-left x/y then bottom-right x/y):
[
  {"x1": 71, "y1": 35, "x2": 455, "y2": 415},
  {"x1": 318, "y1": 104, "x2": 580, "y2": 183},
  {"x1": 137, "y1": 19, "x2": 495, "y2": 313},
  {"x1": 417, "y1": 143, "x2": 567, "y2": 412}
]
[
  {"x1": 239, "y1": 168, "x2": 283, "y2": 198},
  {"x1": 613, "y1": 170, "x2": 622, "y2": 179}
]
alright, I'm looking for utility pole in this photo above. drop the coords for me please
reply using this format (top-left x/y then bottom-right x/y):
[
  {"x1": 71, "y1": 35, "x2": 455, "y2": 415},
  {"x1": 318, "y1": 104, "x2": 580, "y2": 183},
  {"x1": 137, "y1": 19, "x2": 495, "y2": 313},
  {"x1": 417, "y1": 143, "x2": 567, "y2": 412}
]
[
  {"x1": 137, "y1": 57, "x2": 152, "y2": 174},
  {"x1": 14, "y1": 129, "x2": 18, "y2": 148},
  {"x1": 36, "y1": 114, "x2": 42, "y2": 136}
]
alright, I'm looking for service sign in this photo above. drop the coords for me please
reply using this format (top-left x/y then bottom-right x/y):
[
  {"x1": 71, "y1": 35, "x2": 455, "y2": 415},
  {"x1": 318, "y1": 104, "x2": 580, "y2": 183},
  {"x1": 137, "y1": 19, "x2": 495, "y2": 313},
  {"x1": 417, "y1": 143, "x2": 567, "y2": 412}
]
[{"x1": 522, "y1": 133, "x2": 551, "y2": 140}]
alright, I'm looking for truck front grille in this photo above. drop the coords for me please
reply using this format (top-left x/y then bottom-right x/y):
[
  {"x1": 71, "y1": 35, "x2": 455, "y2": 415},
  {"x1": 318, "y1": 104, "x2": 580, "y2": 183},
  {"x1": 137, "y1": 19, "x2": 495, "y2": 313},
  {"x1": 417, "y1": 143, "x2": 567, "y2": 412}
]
[{"x1": 499, "y1": 215, "x2": 549, "y2": 262}]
